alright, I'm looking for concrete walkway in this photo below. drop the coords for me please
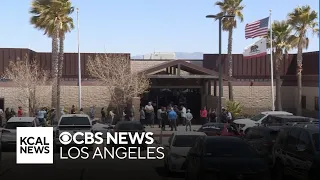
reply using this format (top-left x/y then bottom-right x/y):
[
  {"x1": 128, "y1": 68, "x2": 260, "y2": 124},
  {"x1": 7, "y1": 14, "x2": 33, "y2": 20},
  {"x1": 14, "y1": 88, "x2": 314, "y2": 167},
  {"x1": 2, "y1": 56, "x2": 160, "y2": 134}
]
[{"x1": 144, "y1": 125, "x2": 202, "y2": 137}]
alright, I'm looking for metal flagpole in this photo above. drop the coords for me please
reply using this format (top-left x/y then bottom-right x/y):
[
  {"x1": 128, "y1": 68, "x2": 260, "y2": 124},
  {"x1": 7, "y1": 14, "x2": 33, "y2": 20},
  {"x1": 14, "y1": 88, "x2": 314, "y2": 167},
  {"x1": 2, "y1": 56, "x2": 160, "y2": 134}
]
[
  {"x1": 77, "y1": 8, "x2": 82, "y2": 109},
  {"x1": 269, "y1": 10, "x2": 275, "y2": 111}
]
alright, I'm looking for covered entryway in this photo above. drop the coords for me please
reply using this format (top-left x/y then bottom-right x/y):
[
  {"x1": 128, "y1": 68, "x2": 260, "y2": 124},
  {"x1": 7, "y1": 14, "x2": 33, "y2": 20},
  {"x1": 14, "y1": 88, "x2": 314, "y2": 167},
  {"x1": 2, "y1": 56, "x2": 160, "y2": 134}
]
[{"x1": 138, "y1": 60, "x2": 230, "y2": 121}]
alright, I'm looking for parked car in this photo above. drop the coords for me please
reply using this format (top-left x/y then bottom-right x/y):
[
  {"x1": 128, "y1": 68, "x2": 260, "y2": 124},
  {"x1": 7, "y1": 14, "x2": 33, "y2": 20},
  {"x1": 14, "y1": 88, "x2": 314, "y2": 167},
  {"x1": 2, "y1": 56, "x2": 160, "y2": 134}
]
[
  {"x1": 110, "y1": 121, "x2": 148, "y2": 149},
  {"x1": 164, "y1": 131, "x2": 206, "y2": 173},
  {"x1": 272, "y1": 124, "x2": 319, "y2": 180},
  {"x1": 244, "y1": 126, "x2": 281, "y2": 167},
  {"x1": 1, "y1": 117, "x2": 38, "y2": 151},
  {"x1": 261, "y1": 115, "x2": 317, "y2": 127},
  {"x1": 197, "y1": 123, "x2": 242, "y2": 137},
  {"x1": 233, "y1": 111, "x2": 293, "y2": 132},
  {"x1": 185, "y1": 136, "x2": 269, "y2": 180},
  {"x1": 54, "y1": 114, "x2": 93, "y2": 149}
]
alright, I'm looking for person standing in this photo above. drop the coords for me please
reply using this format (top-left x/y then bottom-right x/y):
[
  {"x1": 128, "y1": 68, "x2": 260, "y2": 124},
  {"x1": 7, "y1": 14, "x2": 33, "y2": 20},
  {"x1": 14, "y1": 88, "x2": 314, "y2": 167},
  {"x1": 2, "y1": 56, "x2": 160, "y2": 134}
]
[
  {"x1": 50, "y1": 108, "x2": 56, "y2": 125},
  {"x1": 209, "y1": 109, "x2": 217, "y2": 122},
  {"x1": 180, "y1": 105, "x2": 187, "y2": 126},
  {"x1": 0, "y1": 109, "x2": 3, "y2": 126},
  {"x1": 145, "y1": 102, "x2": 154, "y2": 127},
  {"x1": 79, "y1": 108, "x2": 84, "y2": 114},
  {"x1": 37, "y1": 108, "x2": 47, "y2": 126},
  {"x1": 140, "y1": 107, "x2": 145, "y2": 125},
  {"x1": 5, "y1": 108, "x2": 11, "y2": 121},
  {"x1": 101, "y1": 107, "x2": 106, "y2": 123},
  {"x1": 70, "y1": 105, "x2": 76, "y2": 114},
  {"x1": 200, "y1": 106, "x2": 208, "y2": 125},
  {"x1": 157, "y1": 107, "x2": 163, "y2": 128},
  {"x1": 89, "y1": 106, "x2": 95, "y2": 120},
  {"x1": 185, "y1": 109, "x2": 193, "y2": 131},
  {"x1": 160, "y1": 106, "x2": 167, "y2": 130},
  {"x1": 168, "y1": 107, "x2": 177, "y2": 131},
  {"x1": 17, "y1": 106, "x2": 23, "y2": 117},
  {"x1": 11, "y1": 108, "x2": 16, "y2": 117},
  {"x1": 109, "y1": 110, "x2": 115, "y2": 125}
]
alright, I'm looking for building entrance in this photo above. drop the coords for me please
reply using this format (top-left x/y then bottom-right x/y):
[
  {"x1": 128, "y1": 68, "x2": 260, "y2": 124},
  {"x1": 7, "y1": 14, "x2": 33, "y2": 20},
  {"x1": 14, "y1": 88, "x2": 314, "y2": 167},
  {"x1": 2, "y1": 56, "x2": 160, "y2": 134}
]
[{"x1": 141, "y1": 88, "x2": 201, "y2": 119}]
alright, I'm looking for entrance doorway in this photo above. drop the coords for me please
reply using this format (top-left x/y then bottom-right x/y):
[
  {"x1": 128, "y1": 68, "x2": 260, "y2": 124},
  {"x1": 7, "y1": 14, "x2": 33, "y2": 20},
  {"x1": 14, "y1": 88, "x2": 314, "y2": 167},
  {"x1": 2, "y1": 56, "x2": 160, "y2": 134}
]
[
  {"x1": 0, "y1": 98, "x2": 4, "y2": 110},
  {"x1": 141, "y1": 88, "x2": 201, "y2": 119}
]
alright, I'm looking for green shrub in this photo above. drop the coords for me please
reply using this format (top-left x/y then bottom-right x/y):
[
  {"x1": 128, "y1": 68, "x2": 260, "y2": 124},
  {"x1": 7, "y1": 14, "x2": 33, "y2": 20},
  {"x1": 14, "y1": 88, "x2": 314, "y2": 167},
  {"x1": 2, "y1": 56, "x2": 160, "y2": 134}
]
[{"x1": 226, "y1": 101, "x2": 242, "y2": 119}]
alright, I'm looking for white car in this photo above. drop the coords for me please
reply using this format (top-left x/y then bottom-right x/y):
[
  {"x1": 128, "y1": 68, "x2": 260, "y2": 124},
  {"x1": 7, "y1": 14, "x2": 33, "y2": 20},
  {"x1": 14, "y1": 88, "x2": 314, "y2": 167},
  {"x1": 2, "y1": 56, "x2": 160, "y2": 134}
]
[
  {"x1": 54, "y1": 114, "x2": 93, "y2": 147},
  {"x1": 164, "y1": 132, "x2": 206, "y2": 173},
  {"x1": 1, "y1": 117, "x2": 38, "y2": 151},
  {"x1": 233, "y1": 111, "x2": 293, "y2": 132}
]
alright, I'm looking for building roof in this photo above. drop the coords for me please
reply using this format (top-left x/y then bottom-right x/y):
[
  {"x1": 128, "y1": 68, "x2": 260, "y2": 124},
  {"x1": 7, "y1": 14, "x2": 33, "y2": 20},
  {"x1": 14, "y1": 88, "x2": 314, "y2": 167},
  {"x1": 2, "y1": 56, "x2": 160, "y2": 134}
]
[{"x1": 137, "y1": 60, "x2": 232, "y2": 80}]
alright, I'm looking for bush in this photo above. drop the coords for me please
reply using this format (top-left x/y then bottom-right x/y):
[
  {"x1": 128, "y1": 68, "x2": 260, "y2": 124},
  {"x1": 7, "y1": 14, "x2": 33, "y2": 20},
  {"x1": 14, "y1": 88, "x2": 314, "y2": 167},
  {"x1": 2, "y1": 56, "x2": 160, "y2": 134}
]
[{"x1": 226, "y1": 101, "x2": 242, "y2": 119}]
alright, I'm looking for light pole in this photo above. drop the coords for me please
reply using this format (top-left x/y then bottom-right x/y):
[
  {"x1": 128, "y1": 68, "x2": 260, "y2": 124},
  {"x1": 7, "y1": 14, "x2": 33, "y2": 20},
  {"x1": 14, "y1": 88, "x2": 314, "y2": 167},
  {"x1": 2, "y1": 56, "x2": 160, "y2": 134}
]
[
  {"x1": 206, "y1": 14, "x2": 235, "y2": 118},
  {"x1": 77, "y1": 8, "x2": 82, "y2": 109}
]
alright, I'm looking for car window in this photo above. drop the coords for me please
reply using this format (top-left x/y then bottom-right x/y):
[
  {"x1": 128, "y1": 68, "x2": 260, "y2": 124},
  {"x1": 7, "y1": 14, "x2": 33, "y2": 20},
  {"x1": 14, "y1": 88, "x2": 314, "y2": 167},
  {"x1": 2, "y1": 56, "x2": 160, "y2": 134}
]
[
  {"x1": 115, "y1": 122, "x2": 143, "y2": 131},
  {"x1": 298, "y1": 130, "x2": 314, "y2": 156},
  {"x1": 189, "y1": 138, "x2": 202, "y2": 154},
  {"x1": 275, "y1": 128, "x2": 289, "y2": 146},
  {"x1": 312, "y1": 133, "x2": 319, "y2": 151},
  {"x1": 250, "y1": 114, "x2": 265, "y2": 121},
  {"x1": 204, "y1": 140, "x2": 259, "y2": 158},
  {"x1": 5, "y1": 122, "x2": 34, "y2": 129},
  {"x1": 198, "y1": 124, "x2": 224, "y2": 132},
  {"x1": 59, "y1": 117, "x2": 91, "y2": 126},
  {"x1": 287, "y1": 128, "x2": 301, "y2": 150},
  {"x1": 172, "y1": 135, "x2": 203, "y2": 147}
]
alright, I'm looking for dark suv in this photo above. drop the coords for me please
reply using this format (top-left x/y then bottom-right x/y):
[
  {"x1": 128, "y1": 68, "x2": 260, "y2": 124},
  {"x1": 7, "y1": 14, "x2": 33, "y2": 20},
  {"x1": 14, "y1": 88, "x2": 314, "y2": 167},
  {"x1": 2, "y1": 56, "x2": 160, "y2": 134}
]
[
  {"x1": 244, "y1": 126, "x2": 281, "y2": 167},
  {"x1": 272, "y1": 124, "x2": 319, "y2": 180}
]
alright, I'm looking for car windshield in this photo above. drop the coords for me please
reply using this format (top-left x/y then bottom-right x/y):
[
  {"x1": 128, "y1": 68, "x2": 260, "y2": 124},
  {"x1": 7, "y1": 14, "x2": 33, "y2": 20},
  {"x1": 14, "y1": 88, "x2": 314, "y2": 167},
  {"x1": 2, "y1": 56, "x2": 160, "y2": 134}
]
[
  {"x1": 312, "y1": 133, "x2": 319, "y2": 151},
  {"x1": 116, "y1": 123, "x2": 143, "y2": 131},
  {"x1": 172, "y1": 135, "x2": 202, "y2": 147},
  {"x1": 250, "y1": 114, "x2": 265, "y2": 121},
  {"x1": 5, "y1": 122, "x2": 33, "y2": 129},
  {"x1": 205, "y1": 141, "x2": 259, "y2": 158},
  {"x1": 59, "y1": 117, "x2": 90, "y2": 126},
  {"x1": 198, "y1": 124, "x2": 224, "y2": 132}
]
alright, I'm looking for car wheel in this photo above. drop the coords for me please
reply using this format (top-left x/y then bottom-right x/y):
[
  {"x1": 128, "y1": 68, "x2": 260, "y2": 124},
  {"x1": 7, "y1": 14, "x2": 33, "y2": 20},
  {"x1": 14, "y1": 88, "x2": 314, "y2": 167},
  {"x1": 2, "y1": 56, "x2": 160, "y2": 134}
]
[{"x1": 274, "y1": 161, "x2": 285, "y2": 180}]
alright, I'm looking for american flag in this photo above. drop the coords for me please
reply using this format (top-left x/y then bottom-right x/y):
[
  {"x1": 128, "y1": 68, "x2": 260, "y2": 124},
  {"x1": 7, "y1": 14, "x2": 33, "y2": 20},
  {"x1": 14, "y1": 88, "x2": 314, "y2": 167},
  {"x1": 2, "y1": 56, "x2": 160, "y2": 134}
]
[{"x1": 245, "y1": 17, "x2": 269, "y2": 39}]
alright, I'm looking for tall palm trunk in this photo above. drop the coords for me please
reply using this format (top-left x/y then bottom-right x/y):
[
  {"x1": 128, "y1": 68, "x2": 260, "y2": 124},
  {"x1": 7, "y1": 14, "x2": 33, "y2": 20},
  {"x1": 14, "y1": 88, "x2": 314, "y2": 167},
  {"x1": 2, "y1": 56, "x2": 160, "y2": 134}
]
[
  {"x1": 275, "y1": 52, "x2": 283, "y2": 111},
  {"x1": 296, "y1": 42, "x2": 303, "y2": 115},
  {"x1": 51, "y1": 24, "x2": 59, "y2": 110},
  {"x1": 227, "y1": 28, "x2": 234, "y2": 101},
  {"x1": 56, "y1": 33, "x2": 65, "y2": 121}
]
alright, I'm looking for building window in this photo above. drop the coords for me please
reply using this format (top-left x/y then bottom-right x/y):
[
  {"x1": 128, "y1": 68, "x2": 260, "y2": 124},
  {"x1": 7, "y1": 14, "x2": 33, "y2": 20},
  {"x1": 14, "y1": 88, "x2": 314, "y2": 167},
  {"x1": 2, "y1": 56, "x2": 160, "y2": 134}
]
[
  {"x1": 301, "y1": 96, "x2": 306, "y2": 109},
  {"x1": 315, "y1": 97, "x2": 318, "y2": 111}
]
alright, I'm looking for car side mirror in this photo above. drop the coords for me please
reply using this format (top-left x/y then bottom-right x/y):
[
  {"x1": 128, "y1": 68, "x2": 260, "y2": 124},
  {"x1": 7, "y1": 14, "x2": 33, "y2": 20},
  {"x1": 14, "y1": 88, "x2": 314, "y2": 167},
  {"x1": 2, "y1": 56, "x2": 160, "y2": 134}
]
[{"x1": 296, "y1": 144, "x2": 307, "y2": 152}]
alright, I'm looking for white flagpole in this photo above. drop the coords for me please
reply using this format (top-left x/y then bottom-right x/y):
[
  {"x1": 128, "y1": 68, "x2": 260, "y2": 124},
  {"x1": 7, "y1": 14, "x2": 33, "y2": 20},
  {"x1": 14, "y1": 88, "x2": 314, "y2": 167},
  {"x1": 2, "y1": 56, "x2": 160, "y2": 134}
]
[
  {"x1": 269, "y1": 10, "x2": 275, "y2": 111},
  {"x1": 77, "y1": 8, "x2": 82, "y2": 109}
]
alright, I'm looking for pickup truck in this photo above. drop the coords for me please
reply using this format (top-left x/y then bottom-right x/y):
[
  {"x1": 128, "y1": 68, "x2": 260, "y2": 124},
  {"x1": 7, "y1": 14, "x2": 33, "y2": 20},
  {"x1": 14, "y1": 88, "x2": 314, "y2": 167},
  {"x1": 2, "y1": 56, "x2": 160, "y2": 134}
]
[{"x1": 54, "y1": 114, "x2": 93, "y2": 149}]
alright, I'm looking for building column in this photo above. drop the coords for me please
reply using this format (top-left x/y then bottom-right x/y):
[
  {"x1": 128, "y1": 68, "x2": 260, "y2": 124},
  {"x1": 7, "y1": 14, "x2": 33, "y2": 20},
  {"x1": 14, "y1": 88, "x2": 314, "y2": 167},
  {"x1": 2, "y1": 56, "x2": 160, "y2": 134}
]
[
  {"x1": 208, "y1": 80, "x2": 212, "y2": 95},
  {"x1": 204, "y1": 80, "x2": 209, "y2": 95},
  {"x1": 213, "y1": 80, "x2": 217, "y2": 96}
]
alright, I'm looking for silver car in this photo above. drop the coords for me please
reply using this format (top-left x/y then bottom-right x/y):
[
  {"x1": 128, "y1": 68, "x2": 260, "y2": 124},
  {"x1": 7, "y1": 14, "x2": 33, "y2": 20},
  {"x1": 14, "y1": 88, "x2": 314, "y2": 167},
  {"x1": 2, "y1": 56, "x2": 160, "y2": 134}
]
[{"x1": 1, "y1": 117, "x2": 38, "y2": 151}]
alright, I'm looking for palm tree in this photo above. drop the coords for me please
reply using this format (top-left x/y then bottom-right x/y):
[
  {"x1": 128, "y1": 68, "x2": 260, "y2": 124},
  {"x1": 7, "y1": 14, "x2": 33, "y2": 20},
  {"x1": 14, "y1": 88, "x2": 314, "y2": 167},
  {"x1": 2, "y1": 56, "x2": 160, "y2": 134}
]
[
  {"x1": 215, "y1": 0, "x2": 244, "y2": 101},
  {"x1": 266, "y1": 20, "x2": 298, "y2": 110},
  {"x1": 30, "y1": 0, "x2": 74, "y2": 117},
  {"x1": 287, "y1": 5, "x2": 318, "y2": 115}
]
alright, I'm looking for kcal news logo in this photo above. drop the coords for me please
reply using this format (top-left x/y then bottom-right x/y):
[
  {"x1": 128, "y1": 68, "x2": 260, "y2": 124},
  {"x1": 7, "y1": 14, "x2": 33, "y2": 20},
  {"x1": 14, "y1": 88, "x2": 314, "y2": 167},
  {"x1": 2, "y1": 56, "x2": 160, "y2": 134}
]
[{"x1": 16, "y1": 127, "x2": 54, "y2": 164}]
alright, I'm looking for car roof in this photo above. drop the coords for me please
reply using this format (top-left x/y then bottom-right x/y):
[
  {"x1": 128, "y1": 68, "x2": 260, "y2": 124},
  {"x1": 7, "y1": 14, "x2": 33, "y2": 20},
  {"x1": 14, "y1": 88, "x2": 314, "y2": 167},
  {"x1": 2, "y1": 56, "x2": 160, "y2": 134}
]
[
  {"x1": 204, "y1": 136, "x2": 244, "y2": 142},
  {"x1": 250, "y1": 126, "x2": 282, "y2": 131},
  {"x1": 173, "y1": 131, "x2": 206, "y2": 136},
  {"x1": 8, "y1": 117, "x2": 36, "y2": 122},
  {"x1": 268, "y1": 115, "x2": 310, "y2": 119},
  {"x1": 61, "y1": 114, "x2": 90, "y2": 118},
  {"x1": 261, "y1": 111, "x2": 293, "y2": 115},
  {"x1": 281, "y1": 124, "x2": 319, "y2": 134}
]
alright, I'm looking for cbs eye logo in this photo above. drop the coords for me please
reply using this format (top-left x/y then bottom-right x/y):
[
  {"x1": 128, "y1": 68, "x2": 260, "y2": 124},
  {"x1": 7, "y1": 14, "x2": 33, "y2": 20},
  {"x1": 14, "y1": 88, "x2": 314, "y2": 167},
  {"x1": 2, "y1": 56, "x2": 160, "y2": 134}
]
[{"x1": 59, "y1": 132, "x2": 72, "y2": 145}]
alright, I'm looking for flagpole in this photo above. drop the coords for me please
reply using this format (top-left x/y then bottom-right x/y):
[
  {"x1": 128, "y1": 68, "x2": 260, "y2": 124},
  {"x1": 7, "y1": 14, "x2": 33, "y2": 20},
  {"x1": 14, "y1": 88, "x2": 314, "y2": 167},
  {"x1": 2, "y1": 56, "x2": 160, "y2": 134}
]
[
  {"x1": 77, "y1": 8, "x2": 82, "y2": 109},
  {"x1": 269, "y1": 9, "x2": 275, "y2": 111}
]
